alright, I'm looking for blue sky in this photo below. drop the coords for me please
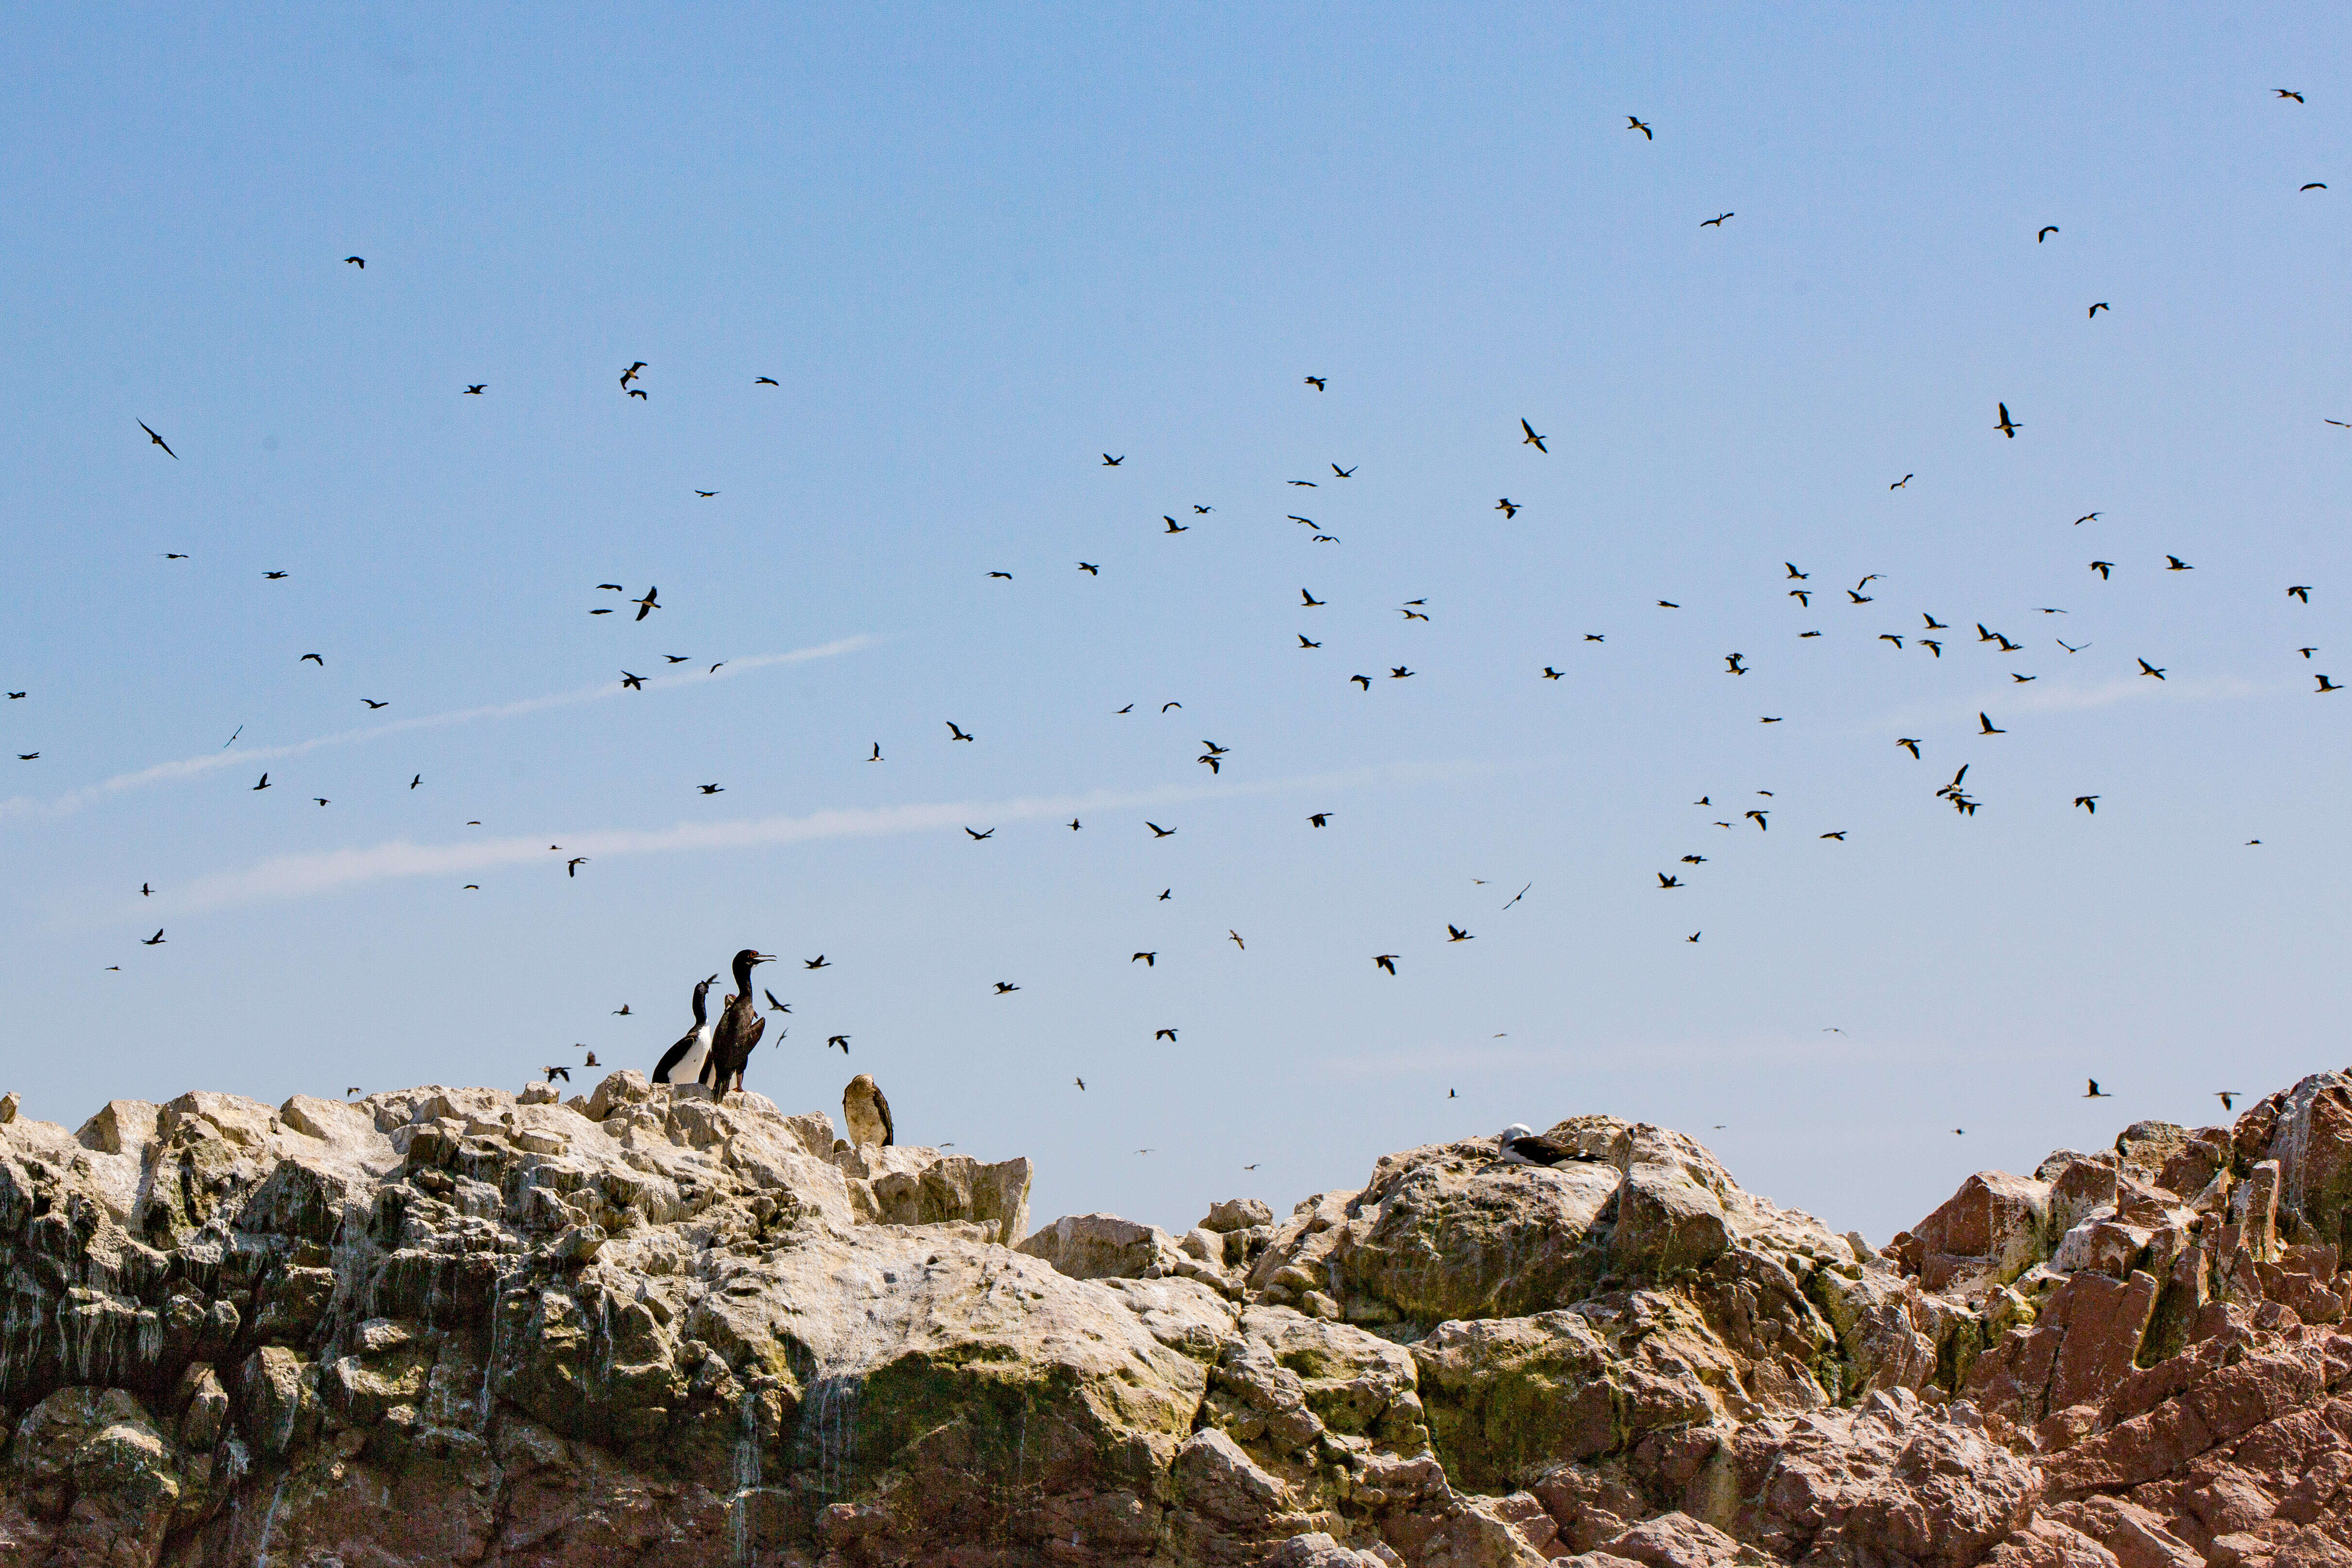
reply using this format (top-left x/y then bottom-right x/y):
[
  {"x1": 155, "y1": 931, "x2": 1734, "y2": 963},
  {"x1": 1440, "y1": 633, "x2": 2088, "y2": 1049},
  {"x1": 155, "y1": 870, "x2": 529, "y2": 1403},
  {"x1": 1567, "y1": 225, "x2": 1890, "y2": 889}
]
[{"x1": 2, "y1": 5, "x2": 2346, "y2": 1244}]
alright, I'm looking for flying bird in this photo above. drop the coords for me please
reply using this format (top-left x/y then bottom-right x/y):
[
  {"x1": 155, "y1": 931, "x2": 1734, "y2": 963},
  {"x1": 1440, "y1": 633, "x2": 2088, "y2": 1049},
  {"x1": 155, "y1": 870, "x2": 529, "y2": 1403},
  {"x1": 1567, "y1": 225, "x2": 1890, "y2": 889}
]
[
  {"x1": 139, "y1": 422, "x2": 177, "y2": 459},
  {"x1": 988, "y1": 571, "x2": 1012, "y2": 579},
  {"x1": 1308, "y1": 813, "x2": 1330, "y2": 827},
  {"x1": 1301, "y1": 589, "x2": 1325, "y2": 606},
  {"x1": 362, "y1": 699, "x2": 388, "y2": 709},
  {"x1": 1132, "y1": 952, "x2": 1155, "y2": 966},
  {"x1": 2075, "y1": 796, "x2": 2098, "y2": 814},
  {"x1": 2138, "y1": 659, "x2": 2166, "y2": 679},
  {"x1": 1520, "y1": 419, "x2": 1548, "y2": 452},
  {"x1": 2288, "y1": 586, "x2": 2311, "y2": 603},
  {"x1": 868, "y1": 743, "x2": 882, "y2": 761},
  {"x1": 1304, "y1": 377, "x2": 1325, "y2": 390},
  {"x1": 1163, "y1": 517, "x2": 1188, "y2": 533},
  {"x1": 1979, "y1": 713, "x2": 2005, "y2": 734},
  {"x1": 345, "y1": 256, "x2": 364, "y2": 267},
  {"x1": 1447, "y1": 925, "x2": 1473, "y2": 942},
  {"x1": 1995, "y1": 403, "x2": 2021, "y2": 438},
  {"x1": 142, "y1": 929, "x2": 164, "y2": 945},
  {"x1": 699, "y1": 783, "x2": 724, "y2": 794},
  {"x1": 965, "y1": 827, "x2": 994, "y2": 840},
  {"x1": 1627, "y1": 116, "x2": 1652, "y2": 139},
  {"x1": 2277, "y1": 89, "x2": 2304, "y2": 101},
  {"x1": 1299, "y1": 635, "x2": 1321, "y2": 648},
  {"x1": 1155, "y1": 1029, "x2": 1177, "y2": 1041},
  {"x1": 1890, "y1": 474, "x2": 1912, "y2": 489},
  {"x1": 695, "y1": 490, "x2": 717, "y2": 498},
  {"x1": 756, "y1": 376, "x2": 779, "y2": 385},
  {"x1": 300, "y1": 653, "x2": 323, "y2": 665},
  {"x1": 1146, "y1": 822, "x2": 1176, "y2": 838},
  {"x1": 620, "y1": 362, "x2": 646, "y2": 388},
  {"x1": 1229, "y1": 930, "x2": 1245, "y2": 949},
  {"x1": 1390, "y1": 666, "x2": 1413, "y2": 679},
  {"x1": 2037, "y1": 226, "x2": 2059, "y2": 242},
  {"x1": 2302, "y1": 183, "x2": 2327, "y2": 192},
  {"x1": 2085, "y1": 1080, "x2": 2111, "y2": 1098},
  {"x1": 2166, "y1": 556, "x2": 2192, "y2": 571},
  {"x1": 1078, "y1": 562, "x2": 1099, "y2": 575},
  {"x1": 1495, "y1": 499, "x2": 1518, "y2": 518},
  {"x1": 1373, "y1": 955, "x2": 1399, "y2": 975},
  {"x1": 1702, "y1": 212, "x2": 1733, "y2": 227},
  {"x1": 1541, "y1": 667, "x2": 1564, "y2": 680},
  {"x1": 622, "y1": 672, "x2": 644, "y2": 689},
  {"x1": 252, "y1": 773, "x2": 269, "y2": 790},
  {"x1": 804, "y1": 955, "x2": 831, "y2": 969},
  {"x1": 2319, "y1": 675, "x2": 2341, "y2": 692},
  {"x1": 463, "y1": 385, "x2": 486, "y2": 395},
  {"x1": 1658, "y1": 873, "x2": 1682, "y2": 889},
  {"x1": 946, "y1": 721, "x2": 974, "y2": 741},
  {"x1": 1101, "y1": 454, "x2": 1124, "y2": 465},
  {"x1": 634, "y1": 587, "x2": 660, "y2": 619},
  {"x1": 566, "y1": 857, "x2": 587, "y2": 876},
  {"x1": 2088, "y1": 303, "x2": 2109, "y2": 318},
  {"x1": 993, "y1": 981, "x2": 1019, "y2": 994},
  {"x1": 2090, "y1": 561, "x2": 2113, "y2": 580}
]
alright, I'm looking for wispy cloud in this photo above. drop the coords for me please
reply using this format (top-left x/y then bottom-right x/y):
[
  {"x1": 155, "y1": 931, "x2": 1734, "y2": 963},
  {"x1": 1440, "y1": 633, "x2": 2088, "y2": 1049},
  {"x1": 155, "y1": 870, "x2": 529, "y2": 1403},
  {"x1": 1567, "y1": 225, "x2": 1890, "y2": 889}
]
[
  {"x1": 0, "y1": 636, "x2": 877, "y2": 826},
  {"x1": 144, "y1": 760, "x2": 1483, "y2": 916},
  {"x1": 1878, "y1": 674, "x2": 2268, "y2": 729}
]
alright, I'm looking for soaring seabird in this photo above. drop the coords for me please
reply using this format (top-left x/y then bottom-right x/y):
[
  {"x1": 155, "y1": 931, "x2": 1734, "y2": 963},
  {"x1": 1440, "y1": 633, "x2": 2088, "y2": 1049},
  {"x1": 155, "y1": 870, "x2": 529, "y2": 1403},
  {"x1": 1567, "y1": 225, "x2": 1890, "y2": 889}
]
[
  {"x1": 1495, "y1": 1123, "x2": 1607, "y2": 1167},
  {"x1": 844, "y1": 1073, "x2": 894, "y2": 1147},
  {"x1": 651, "y1": 974, "x2": 720, "y2": 1086},
  {"x1": 701, "y1": 949, "x2": 774, "y2": 1098}
]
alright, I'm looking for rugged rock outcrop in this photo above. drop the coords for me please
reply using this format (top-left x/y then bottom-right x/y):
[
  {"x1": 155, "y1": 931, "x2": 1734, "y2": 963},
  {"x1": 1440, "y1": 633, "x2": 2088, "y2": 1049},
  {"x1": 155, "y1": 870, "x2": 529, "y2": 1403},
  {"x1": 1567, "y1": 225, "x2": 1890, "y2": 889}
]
[{"x1": 3, "y1": 1066, "x2": 2351, "y2": 1565}]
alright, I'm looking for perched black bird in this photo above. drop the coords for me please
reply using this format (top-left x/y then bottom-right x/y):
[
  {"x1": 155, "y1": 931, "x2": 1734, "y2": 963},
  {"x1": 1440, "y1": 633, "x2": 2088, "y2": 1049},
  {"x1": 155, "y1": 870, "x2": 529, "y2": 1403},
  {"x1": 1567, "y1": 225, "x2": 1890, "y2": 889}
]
[{"x1": 702, "y1": 950, "x2": 774, "y2": 1098}]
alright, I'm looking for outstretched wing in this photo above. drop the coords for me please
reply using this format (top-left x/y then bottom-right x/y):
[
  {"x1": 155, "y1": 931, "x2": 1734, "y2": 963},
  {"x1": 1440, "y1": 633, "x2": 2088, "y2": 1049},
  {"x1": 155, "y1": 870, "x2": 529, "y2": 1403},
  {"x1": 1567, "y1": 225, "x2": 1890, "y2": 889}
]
[{"x1": 872, "y1": 1083, "x2": 894, "y2": 1146}]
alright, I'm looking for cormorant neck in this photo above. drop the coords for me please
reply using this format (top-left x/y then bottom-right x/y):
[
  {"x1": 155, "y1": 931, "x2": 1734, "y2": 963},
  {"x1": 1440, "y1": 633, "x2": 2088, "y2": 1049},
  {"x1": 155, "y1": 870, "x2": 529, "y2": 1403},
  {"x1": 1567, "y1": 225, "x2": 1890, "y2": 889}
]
[
  {"x1": 691, "y1": 987, "x2": 707, "y2": 1024},
  {"x1": 733, "y1": 954, "x2": 755, "y2": 993}
]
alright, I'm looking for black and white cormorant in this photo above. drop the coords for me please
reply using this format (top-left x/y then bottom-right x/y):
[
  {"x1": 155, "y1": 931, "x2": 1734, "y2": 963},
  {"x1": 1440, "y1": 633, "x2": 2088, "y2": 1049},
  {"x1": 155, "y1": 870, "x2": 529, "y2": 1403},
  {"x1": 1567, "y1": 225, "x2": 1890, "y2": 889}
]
[
  {"x1": 702, "y1": 949, "x2": 774, "y2": 1098},
  {"x1": 1496, "y1": 1123, "x2": 1608, "y2": 1168},
  {"x1": 652, "y1": 973, "x2": 720, "y2": 1086}
]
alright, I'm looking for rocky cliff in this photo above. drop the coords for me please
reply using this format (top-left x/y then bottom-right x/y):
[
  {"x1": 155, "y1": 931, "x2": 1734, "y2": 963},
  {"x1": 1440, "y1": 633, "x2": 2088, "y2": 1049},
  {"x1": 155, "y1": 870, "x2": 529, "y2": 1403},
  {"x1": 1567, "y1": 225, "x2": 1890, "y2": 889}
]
[{"x1": 3, "y1": 1067, "x2": 2351, "y2": 1568}]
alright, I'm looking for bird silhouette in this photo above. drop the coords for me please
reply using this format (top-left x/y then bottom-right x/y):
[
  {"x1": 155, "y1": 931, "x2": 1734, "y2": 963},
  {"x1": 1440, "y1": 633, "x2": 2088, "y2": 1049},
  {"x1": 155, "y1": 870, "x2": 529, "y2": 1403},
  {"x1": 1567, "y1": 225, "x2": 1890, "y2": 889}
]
[
  {"x1": 1996, "y1": 403, "x2": 2021, "y2": 438},
  {"x1": 1890, "y1": 474, "x2": 1912, "y2": 489},
  {"x1": 2085, "y1": 1079, "x2": 2111, "y2": 1098},
  {"x1": 139, "y1": 422, "x2": 177, "y2": 458},
  {"x1": 1146, "y1": 822, "x2": 1176, "y2": 838},
  {"x1": 2288, "y1": 586, "x2": 2311, "y2": 603},
  {"x1": 1495, "y1": 498, "x2": 1519, "y2": 518},
  {"x1": 947, "y1": 721, "x2": 974, "y2": 741},
  {"x1": 1373, "y1": 955, "x2": 1399, "y2": 974},
  {"x1": 1627, "y1": 116, "x2": 1652, "y2": 139},
  {"x1": 2037, "y1": 226, "x2": 2059, "y2": 242},
  {"x1": 1702, "y1": 212, "x2": 1733, "y2": 227},
  {"x1": 1101, "y1": 454, "x2": 1124, "y2": 465},
  {"x1": 2277, "y1": 89, "x2": 2303, "y2": 102},
  {"x1": 2091, "y1": 561, "x2": 2114, "y2": 579},
  {"x1": 804, "y1": 955, "x2": 831, "y2": 969},
  {"x1": 1979, "y1": 713, "x2": 2005, "y2": 735},
  {"x1": 2088, "y1": 303, "x2": 2109, "y2": 318},
  {"x1": 1520, "y1": 419, "x2": 1548, "y2": 452},
  {"x1": 1658, "y1": 873, "x2": 1682, "y2": 889},
  {"x1": 1132, "y1": 952, "x2": 1155, "y2": 966},
  {"x1": 1447, "y1": 925, "x2": 1473, "y2": 942},
  {"x1": 965, "y1": 827, "x2": 994, "y2": 840},
  {"x1": 1299, "y1": 635, "x2": 1321, "y2": 648},
  {"x1": 566, "y1": 857, "x2": 587, "y2": 876},
  {"x1": 345, "y1": 256, "x2": 364, "y2": 267},
  {"x1": 2138, "y1": 659, "x2": 2166, "y2": 680},
  {"x1": 2075, "y1": 796, "x2": 2099, "y2": 814},
  {"x1": 142, "y1": 929, "x2": 164, "y2": 945},
  {"x1": 2166, "y1": 556, "x2": 2192, "y2": 571},
  {"x1": 993, "y1": 981, "x2": 1019, "y2": 994}
]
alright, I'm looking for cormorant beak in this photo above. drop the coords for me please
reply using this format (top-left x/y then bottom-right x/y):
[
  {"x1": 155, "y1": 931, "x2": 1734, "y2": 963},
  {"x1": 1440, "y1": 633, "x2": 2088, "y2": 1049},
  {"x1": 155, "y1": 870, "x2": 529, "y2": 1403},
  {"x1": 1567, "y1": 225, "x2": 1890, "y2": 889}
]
[{"x1": 753, "y1": 953, "x2": 775, "y2": 964}]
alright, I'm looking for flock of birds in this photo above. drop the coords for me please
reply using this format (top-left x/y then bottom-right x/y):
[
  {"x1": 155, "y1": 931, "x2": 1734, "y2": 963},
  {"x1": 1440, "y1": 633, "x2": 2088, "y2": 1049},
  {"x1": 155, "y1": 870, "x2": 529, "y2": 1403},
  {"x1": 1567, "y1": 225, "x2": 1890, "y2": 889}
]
[{"x1": 13, "y1": 94, "x2": 2342, "y2": 1143}]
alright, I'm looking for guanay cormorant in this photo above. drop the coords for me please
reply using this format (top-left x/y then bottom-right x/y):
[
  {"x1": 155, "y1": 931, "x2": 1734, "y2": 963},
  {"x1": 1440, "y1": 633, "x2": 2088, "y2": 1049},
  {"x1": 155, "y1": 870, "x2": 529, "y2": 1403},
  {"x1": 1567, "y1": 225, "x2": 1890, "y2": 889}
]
[
  {"x1": 702, "y1": 949, "x2": 774, "y2": 1098},
  {"x1": 651, "y1": 973, "x2": 720, "y2": 1086}
]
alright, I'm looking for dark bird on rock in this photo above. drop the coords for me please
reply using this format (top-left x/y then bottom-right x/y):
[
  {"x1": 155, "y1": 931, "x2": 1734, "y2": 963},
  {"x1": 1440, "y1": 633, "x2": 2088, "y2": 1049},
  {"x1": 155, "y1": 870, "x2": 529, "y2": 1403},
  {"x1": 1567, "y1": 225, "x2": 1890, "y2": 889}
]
[
  {"x1": 1374, "y1": 955, "x2": 1399, "y2": 975},
  {"x1": 1497, "y1": 1124, "x2": 1605, "y2": 1167},
  {"x1": 139, "y1": 422, "x2": 177, "y2": 458},
  {"x1": 1520, "y1": 419, "x2": 1548, "y2": 452},
  {"x1": 703, "y1": 950, "x2": 774, "y2": 1098}
]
